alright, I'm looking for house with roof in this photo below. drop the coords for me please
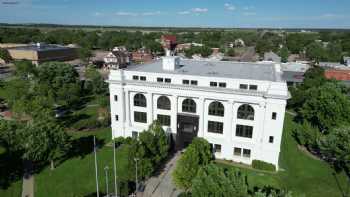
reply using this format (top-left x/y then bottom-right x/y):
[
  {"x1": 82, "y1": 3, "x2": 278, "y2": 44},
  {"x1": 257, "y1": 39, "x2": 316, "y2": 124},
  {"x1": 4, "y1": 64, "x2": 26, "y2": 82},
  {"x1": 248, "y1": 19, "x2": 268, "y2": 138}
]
[
  {"x1": 264, "y1": 52, "x2": 281, "y2": 63},
  {"x1": 344, "y1": 56, "x2": 350, "y2": 66},
  {"x1": 104, "y1": 47, "x2": 130, "y2": 69},
  {"x1": 107, "y1": 53, "x2": 289, "y2": 169}
]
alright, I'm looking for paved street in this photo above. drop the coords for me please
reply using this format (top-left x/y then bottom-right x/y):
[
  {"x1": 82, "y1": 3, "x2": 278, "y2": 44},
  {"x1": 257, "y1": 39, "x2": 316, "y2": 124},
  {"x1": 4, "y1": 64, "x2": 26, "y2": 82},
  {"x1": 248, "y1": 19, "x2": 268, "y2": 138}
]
[{"x1": 142, "y1": 152, "x2": 183, "y2": 197}]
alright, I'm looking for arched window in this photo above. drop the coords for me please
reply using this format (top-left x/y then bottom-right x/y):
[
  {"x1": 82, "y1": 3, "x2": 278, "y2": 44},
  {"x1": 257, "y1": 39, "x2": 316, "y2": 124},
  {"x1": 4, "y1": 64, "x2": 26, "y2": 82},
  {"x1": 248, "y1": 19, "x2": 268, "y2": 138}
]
[
  {"x1": 134, "y1": 93, "x2": 146, "y2": 107},
  {"x1": 237, "y1": 104, "x2": 254, "y2": 120},
  {"x1": 157, "y1": 96, "x2": 171, "y2": 110},
  {"x1": 208, "y1": 101, "x2": 224, "y2": 117},
  {"x1": 182, "y1": 99, "x2": 196, "y2": 113}
]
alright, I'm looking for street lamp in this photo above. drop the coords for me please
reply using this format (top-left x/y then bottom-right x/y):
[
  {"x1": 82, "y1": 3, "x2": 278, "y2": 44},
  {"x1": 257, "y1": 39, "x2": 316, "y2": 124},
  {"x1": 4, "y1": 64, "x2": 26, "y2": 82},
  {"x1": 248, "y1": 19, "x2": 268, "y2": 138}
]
[
  {"x1": 104, "y1": 166, "x2": 109, "y2": 197},
  {"x1": 134, "y1": 158, "x2": 139, "y2": 193}
]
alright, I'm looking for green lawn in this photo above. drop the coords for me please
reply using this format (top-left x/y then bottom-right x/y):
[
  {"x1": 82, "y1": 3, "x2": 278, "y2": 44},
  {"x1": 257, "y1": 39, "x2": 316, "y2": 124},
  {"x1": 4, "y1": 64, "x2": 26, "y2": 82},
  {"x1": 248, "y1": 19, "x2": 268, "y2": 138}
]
[
  {"x1": 35, "y1": 128, "x2": 115, "y2": 197},
  {"x1": 0, "y1": 181, "x2": 22, "y2": 197},
  {"x1": 216, "y1": 114, "x2": 349, "y2": 197}
]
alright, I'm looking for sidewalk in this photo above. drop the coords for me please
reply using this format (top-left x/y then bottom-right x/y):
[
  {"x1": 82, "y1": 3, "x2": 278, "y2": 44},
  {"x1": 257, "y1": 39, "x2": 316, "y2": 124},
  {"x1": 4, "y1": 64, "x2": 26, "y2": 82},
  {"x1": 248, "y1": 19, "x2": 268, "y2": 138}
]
[
  {"x1": 142, "y1": 152, "x2": 183, "y2": 197},
  {"x1": 21, "y1": 160, "x2": 34, "y2": 197}
]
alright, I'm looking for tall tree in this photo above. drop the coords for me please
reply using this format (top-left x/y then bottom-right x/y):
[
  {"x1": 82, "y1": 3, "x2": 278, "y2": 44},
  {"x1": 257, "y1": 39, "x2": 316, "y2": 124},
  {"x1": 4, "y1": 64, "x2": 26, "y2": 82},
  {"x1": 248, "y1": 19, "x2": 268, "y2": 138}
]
[
  {"x1": 320, "y1": 126, "x2": 350, "y2": 174},
  {"x1": 191, "y1": 164, "x2": 248, "y2": 197},
  {"x1": 20, "y1": 119, "x2": 71, "y2": 170},
  {"x1": 0, "y1": 48, "x2": 12, "y2": 63},
  {"x1": 172, "y1": 138, "x2": 212, "y2": 190}
]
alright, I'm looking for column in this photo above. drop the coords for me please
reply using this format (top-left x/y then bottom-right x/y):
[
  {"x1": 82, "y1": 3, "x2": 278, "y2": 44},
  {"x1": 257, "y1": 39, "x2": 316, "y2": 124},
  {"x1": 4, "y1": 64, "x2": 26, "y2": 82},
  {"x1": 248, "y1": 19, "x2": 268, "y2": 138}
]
[
  {"x1": 197, "y1": 97, "x2": 205, "y2": 138},
  {"x1": 171, "y1": 95, "x2": 178, "y2": 134},
  {"x1": 147, "y1": 93, "x2": 153, "y2": 125}
]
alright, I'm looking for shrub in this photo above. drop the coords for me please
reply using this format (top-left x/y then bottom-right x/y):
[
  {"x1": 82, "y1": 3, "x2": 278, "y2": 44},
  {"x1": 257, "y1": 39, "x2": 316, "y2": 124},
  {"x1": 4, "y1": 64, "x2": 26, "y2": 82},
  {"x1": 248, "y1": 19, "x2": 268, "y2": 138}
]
[
  {"x1": 252, "y1": 160, "x2": 276, "y2": 172},
  {"x1": 72, "y1": 118, "x2": 101, "y2": 130}
]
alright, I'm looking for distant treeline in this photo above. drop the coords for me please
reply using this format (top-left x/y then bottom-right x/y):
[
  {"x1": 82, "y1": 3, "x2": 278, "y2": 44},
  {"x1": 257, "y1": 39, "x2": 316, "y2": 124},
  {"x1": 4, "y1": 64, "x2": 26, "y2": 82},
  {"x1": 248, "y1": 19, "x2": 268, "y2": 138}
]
[{"x1": 0, "y1": 25, "x2": 350, "y2": 62}]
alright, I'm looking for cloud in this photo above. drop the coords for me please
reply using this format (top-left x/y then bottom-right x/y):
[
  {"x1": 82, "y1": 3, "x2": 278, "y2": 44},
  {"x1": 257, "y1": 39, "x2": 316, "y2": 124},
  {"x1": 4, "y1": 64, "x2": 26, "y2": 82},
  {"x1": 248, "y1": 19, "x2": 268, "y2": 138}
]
[
  {"x1": 177, "y1": 11, "x2": 191, "y2": 15},
  {"x1": 94, "y1": 12, "x2": 102, "y2": 16},
  {"x1": 115, "y1": 11, "x2": 162, "y2": 17},
  {"x1": 115, "y1": 11, "x2": 138, "y2": 16},
  {"x1": 243, "y1": 12, "x2": 256, "y2": 16},
  {"x1": 177, "y1": 8, "x2": 208, "y2": 15},
  {"x1": 191, "y1": 8, "x2": 208, "y2": 13},
  {"x1": 224, "y1": 3, "x2": 236, "y2": 11},
  {"x1": 243, "y1": 6, "x2": 254, "y2": 10},
  {"x1": 142, "y1": 11, "x2": 161, "y2": 16}
]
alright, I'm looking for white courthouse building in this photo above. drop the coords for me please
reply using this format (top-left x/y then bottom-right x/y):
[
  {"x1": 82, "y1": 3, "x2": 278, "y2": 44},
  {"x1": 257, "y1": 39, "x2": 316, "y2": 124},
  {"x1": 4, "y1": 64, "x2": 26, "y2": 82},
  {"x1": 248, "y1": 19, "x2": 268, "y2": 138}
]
[{"x1": 107, "y1": 55, "x2": 289, "y2": 168}]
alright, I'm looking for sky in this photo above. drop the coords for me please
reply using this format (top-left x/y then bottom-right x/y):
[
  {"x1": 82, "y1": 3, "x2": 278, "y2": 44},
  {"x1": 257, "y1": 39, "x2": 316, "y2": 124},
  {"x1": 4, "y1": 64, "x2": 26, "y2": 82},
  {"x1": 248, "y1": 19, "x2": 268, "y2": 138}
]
[{"x1": 0, "y1": 0, "x2": 350, "y2": 28}]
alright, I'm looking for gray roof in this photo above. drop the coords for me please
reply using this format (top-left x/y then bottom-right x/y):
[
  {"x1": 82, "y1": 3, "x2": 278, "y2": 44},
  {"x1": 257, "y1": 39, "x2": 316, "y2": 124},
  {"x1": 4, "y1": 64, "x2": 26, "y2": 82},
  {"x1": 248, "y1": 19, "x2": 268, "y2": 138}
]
[
  {"x1": 8, "y1": 44, "x2": 72, "y2": 52},
  {"x1": 282, "y1": 71, "x2": 305, "y2": 83},
  {"x1": 125, "y1": 59, "x2": 278, "y2": 82}
]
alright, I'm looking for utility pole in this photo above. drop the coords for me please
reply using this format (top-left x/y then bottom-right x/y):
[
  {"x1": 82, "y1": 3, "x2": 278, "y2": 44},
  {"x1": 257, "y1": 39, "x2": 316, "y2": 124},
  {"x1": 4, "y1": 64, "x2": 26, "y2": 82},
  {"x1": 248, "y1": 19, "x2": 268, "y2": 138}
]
[
  {"x1": 134, "y1": 158, "x2": 139, "y2": 193},
  {"x1": 113, "y1": 140, "x2": 118, "y2": 197},
  {"x1": 94, "y1": 136, "x2": 100, "y2": 197},
  {"x1": 104, "y1": 166, "x2": 109, "y2": 197}
]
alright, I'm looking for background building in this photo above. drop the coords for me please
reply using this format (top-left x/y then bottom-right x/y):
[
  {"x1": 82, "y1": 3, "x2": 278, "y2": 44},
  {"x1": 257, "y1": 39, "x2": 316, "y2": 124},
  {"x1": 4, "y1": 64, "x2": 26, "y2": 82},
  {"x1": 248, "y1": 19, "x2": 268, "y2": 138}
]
[
  {"x1": 6, "y1": 43, "x2": 77, "y2": 65},
  {"x1": 108, "y1": 56, "x2": 289, "y2": 169}
]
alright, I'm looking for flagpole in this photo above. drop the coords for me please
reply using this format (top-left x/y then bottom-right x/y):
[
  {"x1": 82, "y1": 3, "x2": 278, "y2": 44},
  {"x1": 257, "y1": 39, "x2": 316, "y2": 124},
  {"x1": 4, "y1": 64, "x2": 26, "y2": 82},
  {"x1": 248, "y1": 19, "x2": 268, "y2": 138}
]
[
  {"x1": 94, "y1": 136, "x2": 100, "y2": 197},
  {"x1": 113, "y1": 140, "x2": 118, "y2": 197}
]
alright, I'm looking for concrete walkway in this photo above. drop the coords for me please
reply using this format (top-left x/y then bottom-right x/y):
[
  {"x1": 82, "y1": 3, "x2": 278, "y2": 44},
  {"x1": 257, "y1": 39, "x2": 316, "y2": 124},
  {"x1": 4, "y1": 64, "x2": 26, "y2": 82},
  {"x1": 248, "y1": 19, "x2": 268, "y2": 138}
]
[
  {"x1": 22, "y1": 175, "x2": 34, "y2": 197},
  {"x1": 142, "y1": 152, "x2": 183, "y2": 197},
  {"x1": 21, "y1": 161, "x2": 34, "y2": 197}
]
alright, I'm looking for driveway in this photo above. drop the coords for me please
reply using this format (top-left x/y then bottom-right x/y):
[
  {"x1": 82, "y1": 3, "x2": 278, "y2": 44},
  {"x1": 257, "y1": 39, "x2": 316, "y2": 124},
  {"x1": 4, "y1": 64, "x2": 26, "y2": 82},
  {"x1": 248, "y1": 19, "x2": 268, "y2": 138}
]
[{"x1": 142, "y1": 152, "x2": 183, "y2": 197}]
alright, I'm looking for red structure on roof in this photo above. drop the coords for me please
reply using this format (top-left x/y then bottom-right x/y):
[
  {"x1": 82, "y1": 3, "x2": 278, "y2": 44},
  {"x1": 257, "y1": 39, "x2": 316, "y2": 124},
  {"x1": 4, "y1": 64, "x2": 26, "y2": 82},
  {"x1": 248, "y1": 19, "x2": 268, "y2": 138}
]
[
  {"x1": 325, "y1": 69, "x2": 350, "y2": 81},
  {"x1": 161, "y1": 35, "x2": 177, "y2": 51}
]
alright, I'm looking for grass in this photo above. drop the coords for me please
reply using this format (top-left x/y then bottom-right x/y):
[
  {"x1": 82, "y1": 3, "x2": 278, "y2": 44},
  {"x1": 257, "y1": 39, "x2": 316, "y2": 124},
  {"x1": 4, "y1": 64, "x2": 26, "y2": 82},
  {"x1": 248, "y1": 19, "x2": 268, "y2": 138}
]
[
  {"x1": 33, "y1": 114, "x2": 349, "y2": 197},
  {"x1": 35, "y1": 128, "x2": 115, "y2": 197},
  {"x1": 0, "y1": 181, "x2": 22, "y2": 197},
  {"x1": 216, "y1": 114, "x2": 349, "y2": 197}
]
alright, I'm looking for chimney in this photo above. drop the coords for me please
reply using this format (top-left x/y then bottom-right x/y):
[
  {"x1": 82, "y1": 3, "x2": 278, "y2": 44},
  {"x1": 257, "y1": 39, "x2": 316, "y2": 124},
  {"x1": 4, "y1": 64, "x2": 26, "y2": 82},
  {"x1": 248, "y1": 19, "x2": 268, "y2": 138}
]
[{"x1": 162, "y1": 56, "x2": 180, "y2": 71}]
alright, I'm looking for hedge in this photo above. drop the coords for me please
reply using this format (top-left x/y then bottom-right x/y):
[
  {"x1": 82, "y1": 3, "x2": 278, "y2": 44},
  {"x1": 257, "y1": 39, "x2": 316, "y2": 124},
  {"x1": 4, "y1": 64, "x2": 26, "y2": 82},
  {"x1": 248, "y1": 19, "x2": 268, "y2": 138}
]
[{"x1": 252, "y1": 160, "x2": 276, "y2": 172}]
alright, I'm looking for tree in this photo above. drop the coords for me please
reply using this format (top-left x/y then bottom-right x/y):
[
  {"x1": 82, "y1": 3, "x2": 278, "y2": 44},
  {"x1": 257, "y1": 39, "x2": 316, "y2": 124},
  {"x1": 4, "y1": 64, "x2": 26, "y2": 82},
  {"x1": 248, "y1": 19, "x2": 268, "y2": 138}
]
[
  {"x1": 191, "y1": 164, "x2": 248, "y2": 197},
  {"x1": 0, "y1": 120, "x2": 22, "y2": 153},
  {"x1": 300, "y1": 82, "x2": 350, "y2": 132},
  {"x1": 0, "y1": 48, "x2": 12, "y2": 63},
  {"x1": 279, "y1": 47, "x2": 289, "y2": 63},
  {"x1": 306, "y1": 42, "x2": 327, "y2": 63},
  {"x1": 14, "y1": 60, "x2": 36, "y2": 80},
  {"x1": 85, "y1": 66, "x2": 107, "y2": 96},
  {"x1": 36, "y1": 62, "x2": 81, "y2": 107},
  {"x1": 78, "y1": 47, "x2": 92, "y2": 64},
  {"x1": 226, "y1": 48, "x2": 236, "y2": 57},
  {"x1": 19, "y1": 119, "x2": 71, "y2": 169},
  {"x1": 320, "y1": 126, "x2": 350, "y2": 174},
  {"x1": 172, "y1": 138, "x2": 212, "y2": 190}
]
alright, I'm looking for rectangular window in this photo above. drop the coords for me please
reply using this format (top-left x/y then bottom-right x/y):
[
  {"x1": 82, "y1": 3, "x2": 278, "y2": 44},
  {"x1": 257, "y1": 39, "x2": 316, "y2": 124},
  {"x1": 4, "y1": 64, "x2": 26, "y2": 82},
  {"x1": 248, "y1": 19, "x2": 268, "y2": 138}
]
[
  {"x1": 157, "y1": 77, "x2": 163, "y2": 82},
  {"x1": 208, "y1": 121, "x2": 224, "y2": 134},
  {"x1": 239, "y1": 84, "x2": 248, "y2": 90},
  {"x1": 243, "y1": 149, "x2": 251, "y2": 158},
  {"x1": 219, "y1": 82, "x2": 227, "y2": 88},
  {"x1": 140, "y1": 76, "x2": 146, "y2": 81},
  {"x1": 114, "y1": 95, "x2": 118, "y2": 101},
  {"x1": 234, "y1": 147, "x2": 242, "y2": 156},
  {"x1": 115, "y1": 115, "x2": 119, "y2": 121},
  {"x1": 210, "y1": 82, "x2": 217, "y2": 87},
  {"x1": 133, "y1": 75, "x2": 139, "y2": 80},
  {"x1": 183, "y1": 80, "x2": 190, "y2": 85},
  {"x1": 132, "y1": 131, "x2": 138, "y2": 139},
  {"x1": 272, "y1": 112, "x2": 277, "y2": 120},
  {"x1": 157, "y1": 114, "x2": 171, "y2": 126},
  {"x1": 269, "y1": 136, "x2": 274, "y2": 143},
  {"x1": 214, "y1": 144, "x2": 221, "y2": 153},
  {"x1": 165, "y1": 78, "x2": 171, "y2": 83},
  {"x1": 191, "y1": 80, "x2": 198, "y2": 86},
  {"x1": 249, "y1": 85, "x2": 258, "y2": 90},
  {"x1": 235, "y1": 125, "x2": 253, "y2": 138},
  {"x1": 134, "y1": 111, "x2": 147, "y2": 123}
]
